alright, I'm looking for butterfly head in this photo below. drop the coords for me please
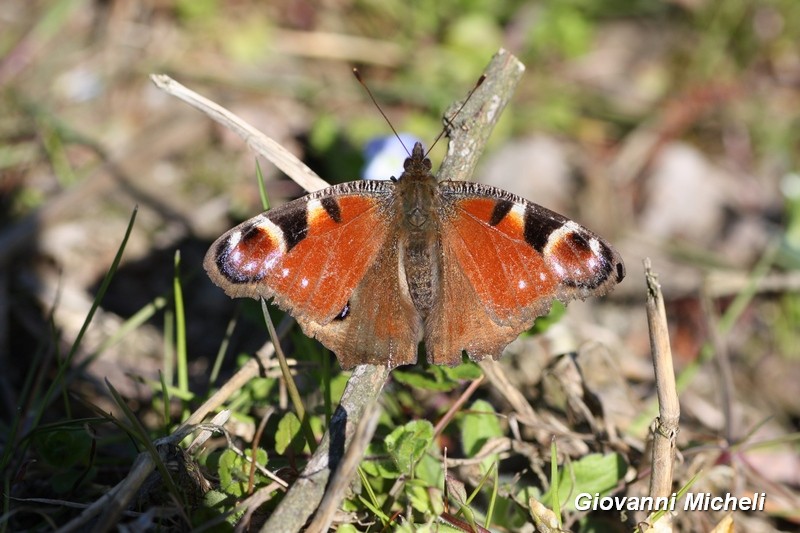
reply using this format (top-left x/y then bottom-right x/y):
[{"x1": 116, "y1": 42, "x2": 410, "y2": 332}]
[{"x1": 402, "y1": 142, "x2": 433, "y2": 178}]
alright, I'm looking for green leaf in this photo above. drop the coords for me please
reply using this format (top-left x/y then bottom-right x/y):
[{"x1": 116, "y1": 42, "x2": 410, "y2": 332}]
[
  {"x1": 200, "y1": 489, "x2": 238, "y2": 528},
  {"x1": 491, "y1": 492, "x2": 532, "y2": 530},
  {"x1": 543, "y1": 452, "x2": 628, "y2": 509},
  {"x1": 527, "y1": 300, "x2": 566, "y2": 335},
  {"x1": 415, "y1": 451, "x2": 444, "y2": 487},
  {"x1": 34, "y1": 429, "x2": 91, "y2": 468},
  {"x1": 216, "y1": 448, "x2": 268, "y2": 498},
  {"x1": 460, "y1": 400, "x2": 503, "y2": 456},
  {"x1": 441, "y1": 361, "x2": 483, "y2": 381},
  {"x1": 385, "y1": 420, "x2": 435, "y2": 475},
  {"x1": 406, "y1": 478, "x2": 444, "y2": 515},
  {"x1": 361, "y1": 441, "x2": 400, "y2": 479},
  {"x1": 203, "y1": 488, "x2": 229, "y2": 508},
  {"x1": 216, "y1": 449, "x2": 238, "y2": 496},
  {"x1": 460, "y1": 399, "x2": 503, "y2": 474},
  {"x1": 275, "y1": 412, "x2": 304, "y2": 455}
]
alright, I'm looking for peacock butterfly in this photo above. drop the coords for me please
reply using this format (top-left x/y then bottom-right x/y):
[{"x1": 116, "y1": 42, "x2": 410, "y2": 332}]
[{"x1": 204, "y1": 139, "x2": 625, "y2": 369}]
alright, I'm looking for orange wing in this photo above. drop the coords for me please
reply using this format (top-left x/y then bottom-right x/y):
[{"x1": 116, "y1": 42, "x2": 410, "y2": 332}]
[
  {"x1": 300, "y1": 230, "x2": 422, "y2": 369},
  {"x1": 204, "y1": 180, "x2": 395, "y2": 325},
  {"x1": 424, "y1": 182, "x2": 624, "y2": 365},
  {"x1": 205, "y1": 179, "x2": 424, "y2": 369}
]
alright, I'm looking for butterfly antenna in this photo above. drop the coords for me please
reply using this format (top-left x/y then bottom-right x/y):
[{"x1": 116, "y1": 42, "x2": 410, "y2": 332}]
[
  {"x1": 426, "y1": 74, "x2": 486, "y2": 158},
  {"x1": 353, "y1": 68, "x2": 411, "y2": 157}
]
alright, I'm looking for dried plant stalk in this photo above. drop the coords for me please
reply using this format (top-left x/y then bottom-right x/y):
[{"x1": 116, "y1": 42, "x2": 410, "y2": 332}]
[{"x1": 644, "y1": 259, "x2": 680, "y2": 505}]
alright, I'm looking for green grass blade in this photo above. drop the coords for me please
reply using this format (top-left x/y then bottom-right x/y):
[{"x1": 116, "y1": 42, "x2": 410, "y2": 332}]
[
  {"x1": 94, "y1": 296, "x2": 168, "y2": 359},
  {"x1": 256, "y1": 159, "x2": 270, "y2": 211},
  {"x1": 210, "y1": 307, "x2": 239, "y2": 385},
  {"x1": 260, "y1": 299, "x2": 317, "y2": 453},
  {"x1": 105, "y1": 379, "x2": 182, "y2": 502},
  {"x1": 173, "y1": 251, "x2": 188, "y2": 399}
]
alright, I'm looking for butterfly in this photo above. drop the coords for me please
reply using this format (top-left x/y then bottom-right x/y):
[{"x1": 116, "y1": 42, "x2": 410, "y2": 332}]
[{"x1": 204, "y1": 142, "x2": 625, "y2": 369}]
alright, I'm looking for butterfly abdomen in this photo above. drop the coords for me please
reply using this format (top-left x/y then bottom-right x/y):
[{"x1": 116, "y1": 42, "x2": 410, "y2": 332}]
[
  {"x1": 402, "y1": 231, "x2": 438, "y2": 317},
  {"x1": 396, "y1": 153, "x2": 441, "y2": 318}
]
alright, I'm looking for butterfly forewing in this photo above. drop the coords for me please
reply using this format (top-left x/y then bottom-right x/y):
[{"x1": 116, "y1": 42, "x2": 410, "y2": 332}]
[{"x1": 204, "y1": 180, "x2": 395, "y2": 324}]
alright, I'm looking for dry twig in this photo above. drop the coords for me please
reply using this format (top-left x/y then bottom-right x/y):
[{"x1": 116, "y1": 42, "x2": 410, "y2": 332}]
[{"x1": 644, "y1": 259, "x2": 680, "y2": 521}]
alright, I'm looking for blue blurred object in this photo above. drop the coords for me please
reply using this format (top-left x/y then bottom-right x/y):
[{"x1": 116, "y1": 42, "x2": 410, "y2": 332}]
[{"x1": 362, "y1": 134, "x2": 423, "y2": 181}]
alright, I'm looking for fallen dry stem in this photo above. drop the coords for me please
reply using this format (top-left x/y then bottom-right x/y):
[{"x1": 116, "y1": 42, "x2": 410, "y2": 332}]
[{"x1": 149, "y1": 73, "x2": 329, "y2": 192}]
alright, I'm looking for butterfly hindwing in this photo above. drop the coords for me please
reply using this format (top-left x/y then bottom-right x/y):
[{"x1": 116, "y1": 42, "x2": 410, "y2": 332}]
[
  {"x1": 424, "y1": 241, "x2": 520, "y2": 366},
  {"x1": 301, "y1": 231, "x2": 421, "y2": 369}
]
